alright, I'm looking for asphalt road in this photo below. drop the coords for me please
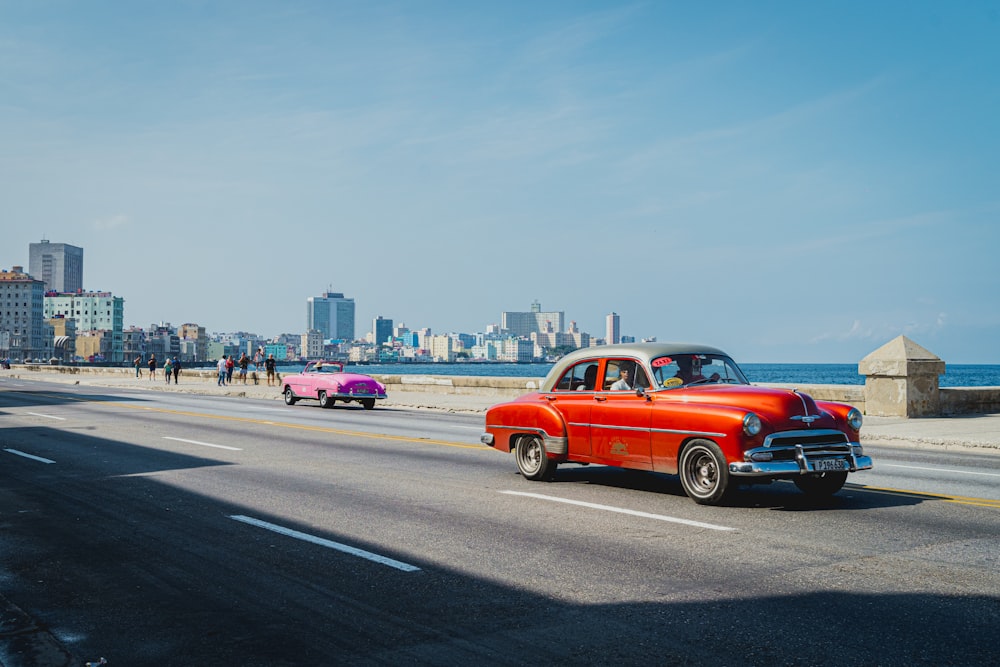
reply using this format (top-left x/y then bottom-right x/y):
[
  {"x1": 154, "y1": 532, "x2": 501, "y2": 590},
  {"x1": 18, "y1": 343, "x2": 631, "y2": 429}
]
[{"x1": 1, "y1": 378, "x2": 999, "y2": 666}]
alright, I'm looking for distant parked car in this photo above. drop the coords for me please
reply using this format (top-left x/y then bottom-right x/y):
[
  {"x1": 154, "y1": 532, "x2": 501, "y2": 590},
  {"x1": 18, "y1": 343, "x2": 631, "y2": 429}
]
[
  {"x1": 481, "y1": 343, "x2": 872, "y2": 505},
  {"x1": 281, "y1": 361, "x2": 387, "y2": 410}
]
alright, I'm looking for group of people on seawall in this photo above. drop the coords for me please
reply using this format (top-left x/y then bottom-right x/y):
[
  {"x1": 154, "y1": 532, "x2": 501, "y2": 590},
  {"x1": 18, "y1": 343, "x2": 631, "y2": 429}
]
[{"x1": 133, "y1": 354, "x2": 181, "y2": 384}]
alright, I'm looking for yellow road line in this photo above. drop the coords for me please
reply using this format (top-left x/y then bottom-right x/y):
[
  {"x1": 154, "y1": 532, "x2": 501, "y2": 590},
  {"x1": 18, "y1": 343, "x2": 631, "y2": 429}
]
[{"x1": 849, "y1": 484, "x2": 1000, "y2": 508}]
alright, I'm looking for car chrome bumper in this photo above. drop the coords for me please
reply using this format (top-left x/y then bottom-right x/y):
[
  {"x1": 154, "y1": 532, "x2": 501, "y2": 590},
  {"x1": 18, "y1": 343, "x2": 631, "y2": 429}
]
[
  {"x1": 729, "y1": 446, "x2": 873, "y2": 477},
  {"x1": 333, "y1": 392, "x2": 386, "y2": 400},
  {"x1": 480, "y1": 427, "x2": 567, "y2": 455}
]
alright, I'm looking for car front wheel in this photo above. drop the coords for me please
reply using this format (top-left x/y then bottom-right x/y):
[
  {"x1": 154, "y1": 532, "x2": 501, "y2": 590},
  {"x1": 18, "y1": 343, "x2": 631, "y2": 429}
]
[
  {"x1": 515, "y1": 435, "x2": 556, "y2": 481},
  {"x1": 679, "y1": 439, "x2": 732, "y2": 505},
  {"x1": 793, "y1": 471, "x2": 848, "y2": 497},
  {"x1": 284, "y1": 387, "x2": 297, "y2": 405}
]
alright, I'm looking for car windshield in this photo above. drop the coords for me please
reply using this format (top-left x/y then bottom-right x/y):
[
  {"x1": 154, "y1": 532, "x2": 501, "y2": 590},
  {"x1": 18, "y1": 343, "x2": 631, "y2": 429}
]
[
  {"x1": 312, "y1": 363, "x2": 344, "y2": 374},
  {"x1": 651, "y1": 354, "x2": 748, "y2": 388}
]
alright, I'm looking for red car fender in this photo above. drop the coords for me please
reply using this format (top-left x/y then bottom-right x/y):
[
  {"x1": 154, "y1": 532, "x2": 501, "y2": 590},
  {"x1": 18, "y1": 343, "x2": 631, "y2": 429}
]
[
  {"x1": 815, "y1": 400, "x2": 860, "y2": 436},
  {"x1": 649, "y1": 398, "x2": 761, "y2": 474},
  {"x1": 483, "y1": 395, "x2": 569, "y2": 455}
]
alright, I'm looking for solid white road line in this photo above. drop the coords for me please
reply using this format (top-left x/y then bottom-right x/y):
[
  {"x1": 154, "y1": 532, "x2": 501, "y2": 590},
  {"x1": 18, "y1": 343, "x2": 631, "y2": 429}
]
[
  {"x1": 163, "y1": 436, "x2": 242, "y2": 451},
  {"x1": 882, "y1": 463, "x2": 1000, "y2": 478},
  {"x1": 26, "y1": 412, "x2": 66, "y2": 420},
  {"x1": 4, "y1": 448, "x2": 56, "y2": 464},
  {"x1": 501, "y1": 490, "x2": 735, "y2": 531},
  {"x1": 230, "y1": 515, "x2": 421, "y2": 572}
]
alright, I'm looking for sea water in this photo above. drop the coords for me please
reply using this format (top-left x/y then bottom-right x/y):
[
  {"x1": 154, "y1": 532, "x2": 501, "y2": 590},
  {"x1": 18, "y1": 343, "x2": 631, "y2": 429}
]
[{"x1": 286, "y1": 362, "x2": 1000, "y2": 387}]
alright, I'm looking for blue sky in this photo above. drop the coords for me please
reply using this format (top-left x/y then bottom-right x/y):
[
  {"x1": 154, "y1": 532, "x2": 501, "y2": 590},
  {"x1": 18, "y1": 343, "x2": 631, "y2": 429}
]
[{"x1": 2, "y1": 1, "x2": 998, "y2": 363}]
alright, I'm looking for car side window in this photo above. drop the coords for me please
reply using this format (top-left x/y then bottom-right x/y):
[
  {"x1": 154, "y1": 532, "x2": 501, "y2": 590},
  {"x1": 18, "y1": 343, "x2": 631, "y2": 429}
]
[
  {"x1": 603, "y1": 360, "x2": 622, "y2": 390},
  {"x1": 554, "y1": 362, "x2": 597, "y2": 391},
  {"x1": 602, "y1": 358, "x2": 648, "y2": 391},
  {"x1": 632, "y1": 364, "x2": 649, "y2": 390}
]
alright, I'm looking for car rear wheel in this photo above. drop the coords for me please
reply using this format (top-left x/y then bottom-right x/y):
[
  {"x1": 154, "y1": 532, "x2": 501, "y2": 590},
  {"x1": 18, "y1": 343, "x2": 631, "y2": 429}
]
[
  {"x1": 284, "y1": 387, "x2": 297, "y2": 405},
  {"x1": 679, "y1": 439, "x2": 732, "y2": 505},
  {"x1": 793, "y1": 471, "x2": 848, "y2": 497},
  {"x1": 318, "y1": 391, "x2": 334, "y2": 408},
  {"x1": 515, "y1": 435, "x2": 556, "y2": 481},
  {"x1": 361, "y1": 398, "x2": 375, "y2": 410}
]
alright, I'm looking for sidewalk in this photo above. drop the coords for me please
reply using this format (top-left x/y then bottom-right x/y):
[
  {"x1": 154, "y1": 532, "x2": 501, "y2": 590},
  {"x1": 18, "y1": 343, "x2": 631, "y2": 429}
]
[{"x1": 6, "y1": 370, "x2": 1000, "y2": 451}]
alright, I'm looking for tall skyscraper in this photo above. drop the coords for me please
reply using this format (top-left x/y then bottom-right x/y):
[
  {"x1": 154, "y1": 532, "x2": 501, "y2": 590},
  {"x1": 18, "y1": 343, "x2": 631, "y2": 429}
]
[
  {"x1": 372, "y1": 316, "x2": 393, "y2": 345},
  {"x1": 306, "y1": 291, "x2": 355, "y2": 341},
  {"x1": 29, "y1": 240, "x2": 83, "y2": 293},
  {"x1": 606, "y1": 312, "x2": 620, "y2": 345}
]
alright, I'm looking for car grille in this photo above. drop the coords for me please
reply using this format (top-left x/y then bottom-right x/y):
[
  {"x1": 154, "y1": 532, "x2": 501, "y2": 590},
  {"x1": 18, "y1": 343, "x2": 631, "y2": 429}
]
[{"x1": 761, "y1": 429, "x2": 852, "y2": 459}]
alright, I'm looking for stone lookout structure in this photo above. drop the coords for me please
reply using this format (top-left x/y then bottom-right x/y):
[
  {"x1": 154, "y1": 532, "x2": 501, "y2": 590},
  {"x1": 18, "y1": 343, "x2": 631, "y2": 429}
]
[
  {"x1": 860, "y1": 336, "x2": 945, "y2": 417},
  {"x1": 857, "y1": 335, "x2": 1000, "y2": 417}
]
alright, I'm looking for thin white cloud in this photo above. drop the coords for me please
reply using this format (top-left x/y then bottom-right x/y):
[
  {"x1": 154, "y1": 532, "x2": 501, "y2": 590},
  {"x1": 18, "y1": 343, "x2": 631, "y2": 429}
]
[{"x1": 93, "y1": 214, "x2": 130, "y2": 231}]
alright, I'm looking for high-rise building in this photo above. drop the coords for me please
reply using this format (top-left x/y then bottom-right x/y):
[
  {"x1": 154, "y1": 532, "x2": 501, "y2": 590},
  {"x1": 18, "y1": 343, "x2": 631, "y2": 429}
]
[
  {"x1": 306, "y1": 291, "x2": 355, "y2": 341},
  {"x1": 606, "y1": 312, "x2": 620, "y2": 345},
  {"x1": 29, "y1": 240, "x2": 83, "y2": 293},
  {"x1": 301, "y1": 329, "x2": 324, "y2": 360},
  {"x1": 501, "y1": 300, "x2": 564, "y2": 338},
  {"x1": 0, "y1": 266, "x2": 49, "y2": 361},
  {"x1": 43, "y1": 291, "x2": 125, "y2": 362},
  {"x1": 372, "y1": 316, "x2": 393, "y2": 346}
]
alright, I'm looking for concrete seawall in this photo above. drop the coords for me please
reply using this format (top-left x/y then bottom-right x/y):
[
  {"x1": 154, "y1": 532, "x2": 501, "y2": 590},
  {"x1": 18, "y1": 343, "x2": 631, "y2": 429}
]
[
  {"x1": 6, "y1": 364, "x2": 861, "y2": 407},
  {"x1": 7, "y1": 364, "x2": 1000, "y2": 450},
  {"x1": 9, "y1": 363, "x2": 1000, "y2": 416}
]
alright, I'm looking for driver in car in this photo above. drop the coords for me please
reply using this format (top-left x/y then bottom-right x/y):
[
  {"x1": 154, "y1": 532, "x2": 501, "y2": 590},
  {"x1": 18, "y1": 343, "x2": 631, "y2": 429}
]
[{"x1": 675, "y1": 356, "x2": 721, "y2": 385}]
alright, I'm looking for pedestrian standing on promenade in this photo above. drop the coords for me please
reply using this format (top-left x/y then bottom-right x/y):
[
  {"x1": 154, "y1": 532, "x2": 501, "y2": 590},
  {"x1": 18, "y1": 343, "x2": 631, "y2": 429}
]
[
  {"x1": 238, "y1": 352, "x2": 249, "y2": 384},
  {"x1": 265, "y1": 354, "x2": 277, "y2": 387},
  {"x1": 253, "y1": 347, "x2": 264, "y2": 373},
  {"x1": 217, "y1": 355, "x2": 228, "y2": 386},
  {"x1": 172, "y1": 357, "x2": 181, "y2": 384},
  {"x1": 225, "y1": 355, "x2": 235, "y2": 384},
  {"x1": 148, "y1": 354, "x2": 157, "y2": 381},
  {"x1": 134, "y1": 356, "x2": 142, "y2": 378},
  {"x1": 163, "y1": 357, "x2": 172, "y2": 383}
]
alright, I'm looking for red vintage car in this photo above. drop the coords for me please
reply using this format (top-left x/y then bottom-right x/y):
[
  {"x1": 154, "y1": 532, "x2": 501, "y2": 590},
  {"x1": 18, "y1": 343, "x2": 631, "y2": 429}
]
[
  {"x1": 480, "y1": 343, "x2": 871, "y2": 505},
  {"x1": 281, "y1": 361, "x2": 387, "y2": 410}
]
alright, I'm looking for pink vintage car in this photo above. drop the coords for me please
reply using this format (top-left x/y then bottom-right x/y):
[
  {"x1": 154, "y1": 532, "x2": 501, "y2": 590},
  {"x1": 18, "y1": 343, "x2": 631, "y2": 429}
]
[{"x1": 281, "y1": 361, "x2": 387, "y2": 410}]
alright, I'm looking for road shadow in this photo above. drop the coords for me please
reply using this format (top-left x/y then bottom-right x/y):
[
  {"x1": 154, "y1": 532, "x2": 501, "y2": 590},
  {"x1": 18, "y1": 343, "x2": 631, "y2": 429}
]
[
  {"x1": 3, "y1": 449, "x2": 996, "y2": 665},
  {"x1": 0, "y1": 386, "x2": 146, "y2": 409},
  {"x1": 548, "y1": 464, "x2": 928, "y2": 510}
]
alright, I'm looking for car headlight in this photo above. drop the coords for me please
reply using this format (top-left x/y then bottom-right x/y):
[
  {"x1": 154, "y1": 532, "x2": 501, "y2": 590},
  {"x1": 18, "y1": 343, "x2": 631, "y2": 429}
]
[
  {"x1": 743, "y1": 412, "x2": 762, "y2": 436},
  {"x1": 847, "y1": 408, "x2": 863, "y2": 431}
]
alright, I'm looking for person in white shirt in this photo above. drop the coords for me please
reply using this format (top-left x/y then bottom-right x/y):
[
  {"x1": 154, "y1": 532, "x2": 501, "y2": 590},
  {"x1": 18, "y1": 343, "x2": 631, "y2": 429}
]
[
  {"x1": 217, "y1": 355, "x2": 228, "y2": 386},
  {"x1": 610, "y1": 363, "x2": 634, "y2": 390}
]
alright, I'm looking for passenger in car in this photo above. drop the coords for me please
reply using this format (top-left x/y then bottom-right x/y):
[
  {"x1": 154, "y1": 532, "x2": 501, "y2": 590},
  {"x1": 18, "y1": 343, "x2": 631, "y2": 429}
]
[
  {"x1": 610, "y1": 362, "x2": 635, "y2": 390},
  {"x1": 577, "y1": 365, "x2": 598, "y2": 391}
]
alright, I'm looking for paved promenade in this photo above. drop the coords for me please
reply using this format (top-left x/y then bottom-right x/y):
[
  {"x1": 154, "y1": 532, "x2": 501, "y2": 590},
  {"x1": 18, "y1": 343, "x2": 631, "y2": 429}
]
[{"x1": 6, "y1": 369, "x2": 1000, "y2": 451}]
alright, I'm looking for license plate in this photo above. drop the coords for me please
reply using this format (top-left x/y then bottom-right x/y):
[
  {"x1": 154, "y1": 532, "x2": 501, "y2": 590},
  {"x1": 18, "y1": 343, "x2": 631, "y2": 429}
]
[
  {"x1": 814, "y1": 458, "x2": 847, "y2": 472},
  {"x1": 353, "y1": 386, "x2": 370, "y2": 394}
]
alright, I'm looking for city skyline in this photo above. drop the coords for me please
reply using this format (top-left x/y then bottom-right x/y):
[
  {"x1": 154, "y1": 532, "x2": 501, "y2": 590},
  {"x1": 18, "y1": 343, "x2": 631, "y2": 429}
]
[{"x1": 2, "y1": 3, "x2": 998, "y2": 364}]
